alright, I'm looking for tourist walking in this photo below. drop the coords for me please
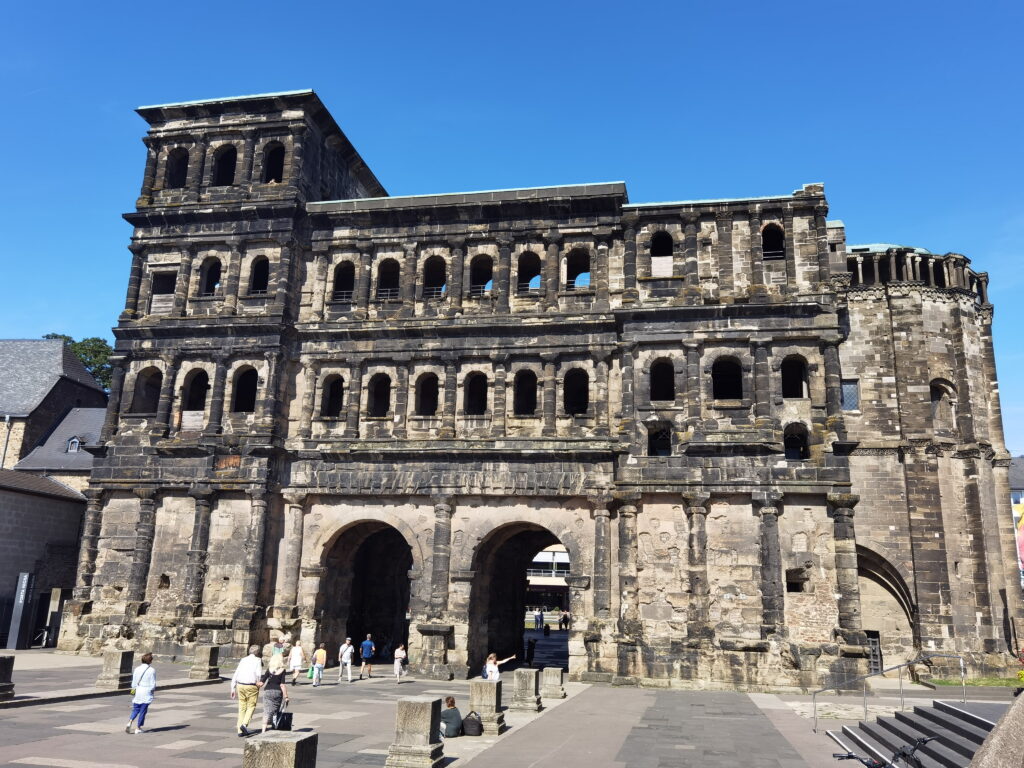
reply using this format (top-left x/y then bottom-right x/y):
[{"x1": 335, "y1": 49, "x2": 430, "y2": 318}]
[
  {"x1": 559, "y1": 610, "x2": 571, "y2": 630},
  {"x1": 311, "y1": 643, "x2": 327, "y2": 687},
  {"x1": 393, "y1": 643, "x2": 407, "y2": 683},
  {"x1": 533, "y1": 608, "x2": 543, "y2": 630},
  {"x1": 484, "y1": 652, "x2": 515, "y2": 681},
  {"x1": 338, "y1": 637, "x2": 355, "y2": 682},
  {"x1": 230, "y1": 645, "x2": 263, "y2": 737},
  {"x1": 125, "y1": 652, "x2": 156, "y2": 734},
  {"x1": 439, "y1": 696, "x2": 462, "y2": 739},
  {"x1": 260, "y1": 655, "x2": 290, "y2": 732},
  {"x1": 287, "y1": 641, "x2": 305, "y2": 685},
  {"x1": 359, "y1": 634, "x2": 376, "y2": 679}
]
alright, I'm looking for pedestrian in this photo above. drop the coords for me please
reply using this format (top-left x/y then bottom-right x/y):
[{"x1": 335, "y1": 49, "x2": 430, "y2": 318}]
[
  {"x1": 359, "y1": 634, "x2": 376, "y2": 679},
  {"x1": 439, "y1": 696, "x2": 462, "y2": 739},
  {"x1": 271, "y1": 637, "x2": 285, "y2": 657},
  {"x1": 125, "y1": 652, "x2": 156, "y2": 734},
  {"x1": 559, "y1": 610, "x2": 570, "y2": 630},
  {"x1": 525, "y1": 637, "x2": 536, "y2": 668},
  {"x1": 312, "y1": 643, "x2": 327, "y2": 687},
  {"x1": 393, "y1": 643, "x2": 407, "y2": 683},
  {"x1": 484, "y1": 652, "x2": 515, "y2": 681},
  {"x1": 287, "y1": 641, "x2": 305, "y2": 685},
  {"x1": 533, "y1": 608, "x2": 543, "y2": 630},
  {"x1": 338, "y1": 637, "x2": 355, "y2": 683},
  {"x1": 260, "y1": 654, "x2": 290, "y2": 733},
  {"x1": 231, "y1": 644, "x2": 263, "y2": 737}
]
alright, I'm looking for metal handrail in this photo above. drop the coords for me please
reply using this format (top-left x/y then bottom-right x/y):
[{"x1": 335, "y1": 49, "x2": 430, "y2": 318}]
[{"x1": 811, "y1": 654, "x2": 966, "y2": 733}]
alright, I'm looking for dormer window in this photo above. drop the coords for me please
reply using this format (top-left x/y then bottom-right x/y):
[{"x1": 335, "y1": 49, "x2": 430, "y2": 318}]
[{"x1": 66, "y1": 437, "x2": 81, "y2": 453}]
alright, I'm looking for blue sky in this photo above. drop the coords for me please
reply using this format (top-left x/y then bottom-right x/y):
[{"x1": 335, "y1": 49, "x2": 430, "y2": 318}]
[{"x1": 1, "y1": 0, "x2": 1022, "y2": 452}]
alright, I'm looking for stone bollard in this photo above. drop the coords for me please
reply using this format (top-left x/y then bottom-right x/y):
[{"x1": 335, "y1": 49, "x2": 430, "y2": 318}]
[
  {"x1": 469, "y1": 679, "x2": 507, "y2": 734},
  {"x1": 189, "y1": 645, "x2": 220, "y2": 680},
  {"x1": 244, "y1": 730, "x2": 318, "y2": 768},
  {"x1": 510, "y1": 667, "x2": 542, "y2": 711},
  {"x1": 384, "y1": 696, "x2": 444, "y2": 768},
  {"x1": 540, "y1": 666, "x2": 566, "y2": 699},
  {"x1": 95, "y1": 650, "x2": 134, "y2": 691},
  {"x1": 0, "y1": 656, "x2": 13, "y2": 701}
]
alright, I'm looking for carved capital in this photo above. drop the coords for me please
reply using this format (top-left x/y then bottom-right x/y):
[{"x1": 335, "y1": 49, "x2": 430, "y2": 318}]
[
  {"x1": 682, "y1": 490, "x2": 711, "y2": 511},
  {"x1": 282, "y1": 491, "x2": 307, "y2": 508},
  {"x1": 188, "y1": 484, "x2": 214, "y2": 502},
  {"x1": 134, "y1": 488, "x2": 157, "y2": 504},
  {"x1": 827, "y1": 492, "x2": 860, "y2": 512}
]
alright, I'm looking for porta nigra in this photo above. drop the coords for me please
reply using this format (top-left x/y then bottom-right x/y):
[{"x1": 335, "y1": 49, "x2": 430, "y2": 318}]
[{"x1": 58, "y1": 90, "x2": 1022, "y2": 691}]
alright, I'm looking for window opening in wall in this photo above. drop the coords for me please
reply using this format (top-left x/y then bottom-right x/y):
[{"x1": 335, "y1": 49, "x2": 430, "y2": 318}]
[
  {"x1": 199, "y1": 258, "x2": 222, "y2": 296},
  {"x1": 129, "y1": 367, "x2": 163, "y2": 414},
  {"x1": 647, "y1": 422, "x2": 672, "y2": 456},
  {"x1": 212, "y1": 145, "x2": 238, "y2": 187},
  {"x1": 66, "y1": 437, "x2": 81, "y2": 453},
  {"x1": 465, "y1": 372, "x2": 488, "y2": 415},
  {"x1": 878, "y1": 258, "x2": 892, "y2": 283},
  {"x1": 376, "y1": 259, "x2": 400, "y2": 300},
  {"x1": 785, "y1": 567, "x2": 809, "y2": 593},
  {"x1": 513, "y1": 370, "x2": 538, "y2": 416},
  {"x1": 249, "y1": 257, "x2": 270, "y2": 295},
  {"x1": 469, "y1": 255, "x2": 493, "y2": 297},
  {"x1": 650, "y1": 359, "x2": 675, "y2": 402},
  {"x1": 231, "y1": 367, "x2": 259, "y2": 413},
  {"x1": 262, "y1": 143, "x2": 285, "y2": 184},
  {"x1": 762, "y1": 224, "x2": 785, "y2": 260},
  {"x1": 165, "y1": 147, "x2": 189, "y2": 189},
  {"x1": 781, "y1": 357, "x2": 809, "y2": 399},
  {"x1": 422, "y1": 256, "x2": 447, "y2": 299},
  {"x1": 563, "y1": 368, "x2": 589, "y2": 415},
  {"x1": 930, "y1": 380, "x2": 956, "y2": 433},
  {"x1": 840, "y1": 379, "x2": 860, "y2": 411},
  {"x1": 711, "y1": 357, "x2": 743, "y2": 400},
  {"x1": 368, "y1": 374, "x2": 391, "y2": 417},
  {"x1": 415, "y1": 373, "x2": 439, "y2": 416},
  {"x1": 151, "y1": 272, "x2": 176, "y2": 295},
  {"x1": 332, "y1": 262, "x2": 355, "y2": 302},
  {"x1": 321, "y1": 375, "x2": 345, "y2": 418},
  {"x1": 566, "y1": 250, "x2": 590, "y2": 291},
  {"x1": 183, "y1": 370, "x2": 209, "y2": 411},
  {"x1": 933, "y1": 260, "x2": 947, "y2": 288},
  {"x1": 649, "y1": 231, "x2": 673, "y2": 277},
  {"x1": 517, "y1": 251, "x2": 542, "y2": 295},
  {"x1": 783, "y1": 423, "x2": 809, "y2": 460}
]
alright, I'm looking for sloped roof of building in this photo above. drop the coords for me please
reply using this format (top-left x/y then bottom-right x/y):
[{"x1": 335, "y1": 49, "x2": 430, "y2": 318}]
[
  {"x1": 0, "y1": 468, "x2": 85, "y2": 501},
  {"x1": 0, "y1": 340, "x2": 104, "y2": 417},
  {"x1": 1010, "y1": 457, "x2": 1024, "y2": 491},
  {"x1": 14, "y1": 407, "x2": 105, "y2": 472}
]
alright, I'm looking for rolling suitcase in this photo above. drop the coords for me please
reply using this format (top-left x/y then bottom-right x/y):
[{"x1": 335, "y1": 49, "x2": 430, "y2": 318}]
[{"x1": 274, "y1": 701, "x2": 293, "y2": 731}]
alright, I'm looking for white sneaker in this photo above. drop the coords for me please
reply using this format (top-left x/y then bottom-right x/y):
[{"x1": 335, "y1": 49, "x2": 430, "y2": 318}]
[{"x1": 134, "y1": 728, "x2": 143, "y2": 734}]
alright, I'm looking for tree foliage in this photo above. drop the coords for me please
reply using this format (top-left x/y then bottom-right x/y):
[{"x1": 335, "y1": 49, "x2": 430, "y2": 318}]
[{"x1": 44, "y1": 333, "x2": 113, "y2": 390}]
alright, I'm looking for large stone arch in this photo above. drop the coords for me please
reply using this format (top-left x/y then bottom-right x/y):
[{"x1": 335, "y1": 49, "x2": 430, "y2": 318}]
[{"x1": 857, "y1": 542, "x2": 917, "y2": 666}]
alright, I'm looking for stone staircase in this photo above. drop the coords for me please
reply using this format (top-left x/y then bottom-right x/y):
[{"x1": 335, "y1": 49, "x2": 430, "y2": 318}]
[{"x1": 827, "y1": 700, "x2": 1008, "y2": 768}]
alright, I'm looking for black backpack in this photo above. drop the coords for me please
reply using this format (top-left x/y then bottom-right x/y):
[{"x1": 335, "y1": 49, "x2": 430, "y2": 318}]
[{"x1": 462, "y1": 711, "x2": 483, "y2": 736}]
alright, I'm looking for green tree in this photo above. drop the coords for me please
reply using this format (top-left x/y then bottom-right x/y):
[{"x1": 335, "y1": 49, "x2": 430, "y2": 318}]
[{"x1": 44, "y1": 333, "x2": 113, "y2": 390}]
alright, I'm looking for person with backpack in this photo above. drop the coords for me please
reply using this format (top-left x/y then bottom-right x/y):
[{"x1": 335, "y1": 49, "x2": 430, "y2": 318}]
[{"x1": 125, "y1": 652, "x2": 156, "y2": 734}]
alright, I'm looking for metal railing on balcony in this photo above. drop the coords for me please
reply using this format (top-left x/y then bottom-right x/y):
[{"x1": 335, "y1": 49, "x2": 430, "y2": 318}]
[
  {"x1": 422, "y1": 286, "x2": 447, "y2": 300},
  {"x1": 762, "y1": 249, "x2": 786, "y2": 260},
  {"x1": 331, "y1": 290, "x2": 354, "y2": 303},
  {"x1": 375, "y1": 287, "x2": 400, "y2": 300},
  {"x1": 517, "y1": 282, "x2": 540, "y2": 296},
  {"x1": 468, "y1": 285, "x2": 490, "y2": 298}
]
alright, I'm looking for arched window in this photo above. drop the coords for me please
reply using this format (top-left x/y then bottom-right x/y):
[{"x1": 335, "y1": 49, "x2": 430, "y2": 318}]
[
  {"x1": 650, "y1": 231, "x2": 673, "y2": 257},
  {"x1": 711, "y1": 357, "x2": 743, "y2": 400},
  {"x1": 368, "y1": 373, "x2": 391, "y2": 417},
  {"x1": 182, "y1": 369, "x2": 209, "y2": 411},
  {"x1": 650, "y1": 359, "x2": 675, "y2": 402},
  {"x1": 376, "y1": 259, "x2": 400, "y2": 300},
  {"x1": 513, "y1": 370, "x2": 538, "y2": 415},
  {"x1": 647, "y1": 422, "x2": 672, "y2": 457},
  {"x1": 930, "y1": 380, "x2": 957, "y2": 433},
  {"x1": 415, "y1": 373, "x2": 439, "y2": 416},
  {"x1": 332, "y1": 261, "x2": 355, "y2": 302},
  {"x1": 465, "y1": 372, "x2": 488, "y2": 415},
  {"x1": 249, "y1": 257, "x2": 270, "y2": 295},
  {"x1": 129, "y1": 367, "x2": 163, "y2": 414},
  {"x1": 781, "y1": 356, "x2": 808, "y2": 399},
  {"x1": 784, "y1": 423, "x2": 809, "y2": 460},
  {"x1": 469, "y1": 255, "x2": 493, "y2": 297},
  {"x1": 566, "y1": 250, "x2": 590, "y2": 291},
  {"x1": 231, "y1": 367, "x2": 259, "y2": 413},
  {"x1": 517, "y1": 252, "x2": 542, "y2": 294},
  {"x1": 199, "y1": 258, "x2": 222, "y2": 296},
  {"x1": 762, "y1": 224, "x2": 785, "y2": 260},
  {"x1": 321, "y1": 375, "x2": 345, "y2": 418},
  {"x1": 563, "y1": 368, "x2": 589, "y2": 415},
  {"x1": 212, "y1": 145, "x2": 238, "y2": 187},
  {"x1": 165, "y1": 147, "x2": 189, "y2": 189},
  {"x1": 261, "y1": 143, "x2": 285, "y2": 184},
  {"x1": 422, "y1": 256, "x2": 447, "y2": 299}
]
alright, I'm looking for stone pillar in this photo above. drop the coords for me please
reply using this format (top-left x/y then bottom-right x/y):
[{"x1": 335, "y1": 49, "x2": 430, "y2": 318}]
[
  {"x1": 240, "y1": 130, "x2": 257, "y2": 185},
  {"x1": 356, "y1": 243, "x2": 373, "y2": 318},
  {"x1": 127, "y1": 489, "x2": 157, "y2": 603},
  {"x1": 137, "y1": 139, "x2": 159, "y2": 204},
  {"x1": 754, "y1": 492, "x2": 784, "y2": 638},
  {"x1": 616, "y1": 501, "x2": 639, "y2": 635},
  {"x1": 384, "y1": 697, "x2": 443, "y2": 768},
  {"x1": 716, "y1": 212, "x2": 734, "y2": 295},
  {"x1": 468, "y1": 679, "x2": 507, "y2": 734},
  {"x1": 244, "y1": 731, "x2": 318, "y2": 768},
  {"x1": 153, "y1": 356, "x2": 179, "y2": 434},
  {"x1": 0, "y1": 656, "x2": 13, "y2": 701},
  {"x1": 277, "y1": 493, "x2": 306, "y2": 617},
  {"x1": 543, "y1": 234, "x2": 561, "y2": 309},
  {"x1": 814, "y1": 204, "x2": 831, "y2": 284},
  {"x1": 822, "y1": 339, "x2": 843, "y2": 418},
  {"x1": 748, "y1": 214, "x2": 766, "y2": 299},
  {"x1": 257, "y1": 351, "x2": 282, "y2": 429},
  {"x1": 203, "y1": 355, "x2": 228, "y2": 437},
  {"x1": 622, "y1": 215, "x2": 638, "y2": 302},
  {"x1": 297, "y1": 358, "x2": 318, "y2": 439},
  {"x1": 782, "y1": 211, "x2": 797, "y2": 291},
  {"x1": 541, "y1": 355, "x2": 557, "y2": 437},
  {"x1": 95, "y1": 650, "x2": 134, "y2": 691},
  {"x1": 619, "y1": 345, "x2": 636, "y2": 438},
  {"x1": 99, "y1": 358, "x2": 127, "y2": 443},
  {"x1": 182, "y1": 485, "x2": 214, "y2": 611},
  {"x1": 189, "y1": 645, "x2": 220, "y2": 680},
  {"x1": 591, "y1": 498, "x2": 612, "y2": 618},
  {"x1": 73, "y1": 488, "x2": 104, "y2": 601},
  {"x1": 978, "y1": 272, "x2": 990, "y2": 304},
  {"x1": 394, "y1": 361, "x2": 410, "y2": 438},
  {"x1": 447, "y1": 238, "x2": 464, "y2": 315},
  {"x1": 401, "y1": 244, "x2": 418, "y2": 316},
  {"x1": 496, "y1": 237, "x2": 512, "y2": 313},
  {"x1": 121, "y1": 244, "x2": 146, "y2": 320},
  {"x1": 438, "y1": 360, "x2": 457, "y2": 438},
  {"x1": 271, "y1": 243, "x2": 294, "y2": 317},
  {"x1": 187, "y1": 136, "x2": 207, "y2": 199},
  {"x1": 220, "y1": 244, "x2": 243, "y2": 315},
  {"x1": 683, "y1": 492, "x2": 712, "y2": 640},
  {"x1": 510, "y1": 667, "x2": 542, "y2": 711},
  {"x1": 345, "y1": 361, "x2": 364, "y2": 438},
  {"x1": 429, "y1": 496, "x2": 453, "y2": 619},
  {"x1": 684, "y1": 342, "x2": 702, "y2": 431},
  {"x1": 236, "y1": 489, "x2": 268, "y2": 627},
  {"x1": 492, "y1": 358, "x2": 507, "y2": 437},
  {"x1": 594, "y1": 355, "x2": 609, "y2": 436},
  {"x1": 855, "y1": 255, "x2": 864, "y2": 286},
  {"x1": 682, "y1": 214, "x2": 699, "y2": 290},
  {"x1": 172, "y1": 245, "x2": 196, "y2": 317},
  {"x1": 752, "y1": 341, "x2": 771, "y2": 422},
  {"x1": 540, "y1": 666, "x2": 566, "y2": 699},
  {"x1": 594, "y1": 235, "x2": 611, "y2": 309},
  {"x1": 828, "y1": 493, "x2": 863, "y2": 638},
  {"x1": 287, "y1": 127, "x2": 305, "y2": 187},
  {"x1": 311, "y1": 250, "x2": 329, "y2": 321}
]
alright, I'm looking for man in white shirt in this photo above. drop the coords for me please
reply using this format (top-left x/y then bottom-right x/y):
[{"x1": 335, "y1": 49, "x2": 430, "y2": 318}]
[
  {"x1": 338, "y1": 637, "x2": 355, "y2": 683},
  {"x1": 230, "y1": 645, "x2": 263, "y2": 736}
]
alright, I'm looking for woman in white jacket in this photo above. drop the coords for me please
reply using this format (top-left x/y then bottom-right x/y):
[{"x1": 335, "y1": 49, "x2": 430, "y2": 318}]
[{"x1": 125, "y1": 652, "x2": 156, "y2": 734}]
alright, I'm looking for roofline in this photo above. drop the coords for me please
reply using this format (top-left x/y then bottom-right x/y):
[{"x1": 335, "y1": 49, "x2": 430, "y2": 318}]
[
  {"x1": 137, "y1": 89, "x2": 315, "y2": 111},
  {"x1": 0, "y1": 474, "x2": 85, "y2": 502}
]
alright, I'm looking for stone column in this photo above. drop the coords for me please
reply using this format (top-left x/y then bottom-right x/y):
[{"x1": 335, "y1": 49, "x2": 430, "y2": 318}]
[
  {"x1": 510, "y1": 667, "x2": 542, "y2": 711},
  {"x1": 99, "y1": 358, "x2": 128, "y2": 443},
  {"x1": 137, "y1": 138, "x2": 158, "y2": 204},
  {"x1": 172, "y1": 245, "x2": 196, "y2": 317},
  {"x1": 394, "y1": 361, "x2": 410, "y2": 438},
  {"x1": 748, "y1": 214, "x2": 766, "y2": 298},
  {"x1": 622, "y1": 215, "x2": 639, "y2": 302},
  {"x1": 496, "y1": 237, "x2": 512, "y2": 313},
  {"x1": 782, "y1": 211, "x2": 797, "y2": 291},
  {"x1": 543, "y1": 234, "x2": 562, "y2": 309},
  {"x1": 616, "y1": 500, "x2": 639, "y2": 635},
  {"x1": 752, "y1": 341, "x2": 771, "y2": 423},
  {"x1": 182, "y1": 485, "x2": 214, "y2": 611},
  {"x1": 447, "y1": 238, "x2": 464, "y2": 315},
  {"x1": 541, "y1": 355, "x2": 557, "y2": 437},
  {"x1": 977, "y1": 272, "x2": 990, "y2": 304},
  {"x1": 271, "y1": 243, "x2": 294, "y2": 317},
  {"x1": 153, "y1": 356, "x2": 179, "y2": 435},
  {"x1": 95, "y1": 650, "x2": 134, "y2": 691},
  {"x1": 828, "y1": 492, "x2": 863, "y2": 638},
  {"x1": 854, "y1": 256, "x2": 864, "y2": 285},
  {"x1": 401, "y1": 244, "x2": 418, "y2": 316},
  {"x1": 245, "y1": 731, "x2": 319, "y2": 768},
  {"x1": 345, "y1": 361, "x2": 364, "y2": 438},
  {"x1": 73, "y1": 488, "x2": 104, "y2": 601},
  {"x1": 356, "y1": 242, "x2": 373, "y2": 318},
  {"x1": 384, "y1": 697, "x2": 443, "y2": 768},
  {"x1": 682, "y1": 214, "x2": 699, "y2": 290},
  {"x1": 127, "y1": 488, "x2": 157, "y2": 603},
  {"x1": 203, "y1": 355, "x2": 229, "y2": 437},
  {"x1": 540, "y1": 667, "x2": 566, "y2": 699},
  {"x1": 237, "y1": 489, "x2": 268, "y2": 618},
  {"x1": 311, "y1": 250, "x2": 329, "y2": 321},
  {"x1": 683, "y1": 492, "x2": 712, "y2": 640},
  {"x1": 594, "y1": 355, "x2": 609, "y2": 436},
  {"x1": 814, "y1": 204, "x2": 831, "y2": 284},
  {"x1": 429, "y1": 496, "x2": 453, "y2": 620},
  {"x1": 220, "y1": 244, "x2": 243, "y2": 315},
  {"x1": 684, "y1": 342, "x2": 702, "y2": 431},
  {"x1": 257, "y1": 351, "x2": 282, "y2": 430},
  {"x1": 287, "y1": 127, "x2": 305, "y2": 187},
  {"x1": 439, "y1": 360, "x2": 457, "y2": 438},
  {"x1": 240, "y1": 130, "x2": 257, "y2": 185},
  {"x1": 120, "y1": 244, "x2": 146, "y2": 320},
  {"x1": 468, "y1": 679, "x2": 507, "y2": 734},
  {"x1": 822, "y1": 338, "x2": 846, "y2": 439},
  {"x1": 277, "y1": 492, "x2": 306, "y2": 618},
  {"x1": 594, "y1": 235, "x2": 611, "y2": 309},
  {"x1": 492, "y1": 359, "x2": 507, "y2": 437},
  {"x1": 754, "y1": 492, "x2": 784, "y2": 638},
  {"x1": 298, "y1": 358, "x2": 318, "y2": 439},
  {"x1": 716, "y1": 212, "x2": 734, "y2": 295},
  {"x1": 591, "y1": 497, "x2": 612, "y2": 618},
  {"x1": 187, "y1": 136, "x2": 207, "y2": 199},
  {"x1": 0, "y1": 656, "x2": 13, "y2": 701}
]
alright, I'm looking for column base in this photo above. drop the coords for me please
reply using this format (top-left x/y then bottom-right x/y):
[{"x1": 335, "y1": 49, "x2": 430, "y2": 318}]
[{"x1": 384, "y1": 742, "x2": 444, "y2": 768}]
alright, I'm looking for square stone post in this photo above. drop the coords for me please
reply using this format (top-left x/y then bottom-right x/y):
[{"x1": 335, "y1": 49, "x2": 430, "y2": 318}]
[
  {"x1": 95, "y1": 649, "x2": 134, "y2": 690},
  {"x1": 384, "y1": 696, "x2": 444, "y2": 768},
  {"x1": 0, "y1": 656, "x2": 13, "y2": 701},
  {"x1": 189, "y1": 645, "x2": 220, "y2": 680},
  {"x1": 469, "y1": 679, "x2": 507, "y2": 734},
  {"x1": 244, "y1": 730, "x2": 318, "y2": 768},
  {"x1": 540, "y1": 666, "x2": 566, "y2": 699},
  {"x1": 510, "y1": 667, "x2": 542, "y2": 711}
]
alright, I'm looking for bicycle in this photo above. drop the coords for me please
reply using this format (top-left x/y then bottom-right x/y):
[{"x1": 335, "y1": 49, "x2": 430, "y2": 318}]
[{"x1": 832, "y1": 736, "x2": 935, "y2": 768}]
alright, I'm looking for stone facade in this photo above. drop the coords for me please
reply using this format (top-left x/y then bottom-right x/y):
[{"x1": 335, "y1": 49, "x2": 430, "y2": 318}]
[{"x1": 57, "y1": 90, "x2": 1021, "y2": 691}]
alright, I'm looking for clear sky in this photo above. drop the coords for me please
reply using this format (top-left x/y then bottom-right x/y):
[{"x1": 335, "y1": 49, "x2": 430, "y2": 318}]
[{"x1": 1, "y1": 0, "x2": 1021, "y2": 451}]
